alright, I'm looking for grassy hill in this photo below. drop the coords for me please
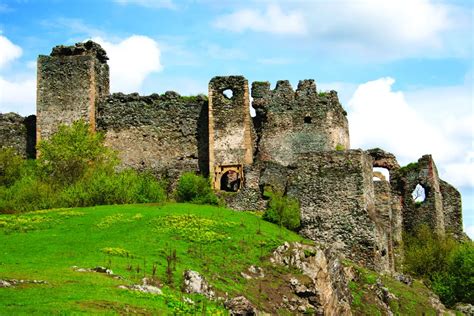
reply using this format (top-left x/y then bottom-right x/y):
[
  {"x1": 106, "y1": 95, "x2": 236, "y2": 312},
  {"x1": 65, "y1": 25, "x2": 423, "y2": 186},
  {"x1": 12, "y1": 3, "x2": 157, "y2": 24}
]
[
  {"x1": 0, "y1": 203, "x2": 459, "y2": 315},
  {"x1": 0, "y1": 203, "x2": 304, "y2": 314}
]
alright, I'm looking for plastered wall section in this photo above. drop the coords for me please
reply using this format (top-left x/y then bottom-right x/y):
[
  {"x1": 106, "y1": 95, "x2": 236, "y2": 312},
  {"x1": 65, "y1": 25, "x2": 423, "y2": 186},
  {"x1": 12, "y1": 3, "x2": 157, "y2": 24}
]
[{"x1": 208, "y1": 76, "x2": 253, "y2": 184}]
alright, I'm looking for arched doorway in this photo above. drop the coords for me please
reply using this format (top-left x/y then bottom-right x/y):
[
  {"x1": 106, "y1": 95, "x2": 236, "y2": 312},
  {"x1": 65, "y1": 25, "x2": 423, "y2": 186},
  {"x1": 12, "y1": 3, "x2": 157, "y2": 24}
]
[{"x1": 213, "y1": 164, "x2": 243, "y2": 192}]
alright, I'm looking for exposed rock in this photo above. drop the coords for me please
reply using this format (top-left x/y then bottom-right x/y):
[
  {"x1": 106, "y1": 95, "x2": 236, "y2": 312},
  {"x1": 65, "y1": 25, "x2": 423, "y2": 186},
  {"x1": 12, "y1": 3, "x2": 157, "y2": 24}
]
[
  {"x1": 241, "y1": 265, "x2": 265, "y2": 280},
  {"x1": 394, "y1": 273, "x2": 413, "y2": 286},
  {"x1": 224, "y1": 296, "x2": 256, "y2": 316},
  {"x1": 0, "y1": 279, "x2": 48, "y2": 287},
  {"x1": 183, "y1": 270, "x2": 214, "y2": 298},
  {"x1": 270, "y1": 242, "x2": 352, "y2": 315},
  {"x1": 455, "y1": 303, "x2": 474, "y2": 316},
  {"x1": 119, "y1": 283, "x2": 162, "y2": 295},
  {"x1": 0, "y1": 280, "x2": 12, "y2": 288},
  {"x1": 72, "y1": 266, "x2": 120, "y2": 278}
]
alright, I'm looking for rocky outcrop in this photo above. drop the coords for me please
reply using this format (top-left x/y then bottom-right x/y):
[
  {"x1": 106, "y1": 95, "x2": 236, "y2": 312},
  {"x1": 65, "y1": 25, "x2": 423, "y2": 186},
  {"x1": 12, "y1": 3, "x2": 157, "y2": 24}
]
[
  {"x1": 182, "y1": 270, "x2": 215, "y2": 299},
  {"x1": 270, "y1": 242, "x2": 353, "y2": 315},
  {"x1": 224, "y1": 296, "x2": 257, "y2": 316}
]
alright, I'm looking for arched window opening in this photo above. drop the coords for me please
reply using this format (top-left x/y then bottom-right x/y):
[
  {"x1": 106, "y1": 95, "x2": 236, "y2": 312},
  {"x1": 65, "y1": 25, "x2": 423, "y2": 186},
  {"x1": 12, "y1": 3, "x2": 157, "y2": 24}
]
[
  {"x1": 412, "y1": 184, "x2": 426, "y2": 203},
  {"x1": 222, "y1": 89, "x2": 233, "y2": 99},
  {"x1": 220, "y1": 170, "x2": 241, "y2": 192},
  {"x1": 373, "y1": 167, "x2": 390, "y2": 181}
]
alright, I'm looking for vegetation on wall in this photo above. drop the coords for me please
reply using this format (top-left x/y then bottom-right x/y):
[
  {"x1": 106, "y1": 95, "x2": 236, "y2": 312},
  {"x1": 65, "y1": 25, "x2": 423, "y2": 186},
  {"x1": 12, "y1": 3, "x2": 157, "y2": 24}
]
[{"x1": 263, "y1": 190, "x2": 300, "y2": 231}]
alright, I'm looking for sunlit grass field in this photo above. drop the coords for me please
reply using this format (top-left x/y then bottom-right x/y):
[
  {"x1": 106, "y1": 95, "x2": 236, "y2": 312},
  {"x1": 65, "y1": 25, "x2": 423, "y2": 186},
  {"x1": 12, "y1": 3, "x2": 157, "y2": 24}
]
[{"x1": 0, "y1": 203, "x2": 303, "y2": 314}]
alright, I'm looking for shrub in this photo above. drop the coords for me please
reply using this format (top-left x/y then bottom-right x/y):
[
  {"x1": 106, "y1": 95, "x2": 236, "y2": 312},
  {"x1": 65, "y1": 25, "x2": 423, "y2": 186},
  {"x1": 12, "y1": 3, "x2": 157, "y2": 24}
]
[
  {"x1": 37, "y1": 120, "x2": 117, "y2": 186},
  {"x1": 59, "y1": 168, "x2": 166, "y2": 207},
  {"x1": 0, "y1": 147, "x2": 24, "y2": 187},
  {"x1": 0, "y1": 176, "x2": 56, "y2": 213},
  {"x1": 404, "y1": 225, "x2": 474, "y2": 306},
  {"x1": 175, "y1": 172, "x2": 218, "y2": 205},
  {"x1": 263, "y1": 191, "x2": 300, "y2": 231},
  {"x1": 403, "y1": 225, "x2": 457, "y2": 278}
]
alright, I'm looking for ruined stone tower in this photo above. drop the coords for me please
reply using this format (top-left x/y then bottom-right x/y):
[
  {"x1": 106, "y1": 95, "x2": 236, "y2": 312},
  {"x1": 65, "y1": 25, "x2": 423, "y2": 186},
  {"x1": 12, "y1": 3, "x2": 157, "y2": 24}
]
[
  {"x1": 0, "y1": 40, "x2": 465, "y2": 275},
  {"x1": 252, "y1": 80, "x2": 350, "y2": 166},
  {"x1": 208, "y1": 76, "x2": 253, "y2": 191},
  {"x1": 36, "y1": 41, "x2": 109, "y2": 142}
]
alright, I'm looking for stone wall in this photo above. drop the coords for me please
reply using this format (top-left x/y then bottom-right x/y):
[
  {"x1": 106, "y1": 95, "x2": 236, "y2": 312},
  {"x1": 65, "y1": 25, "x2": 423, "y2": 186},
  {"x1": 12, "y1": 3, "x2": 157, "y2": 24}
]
[
  {"x1": 0, "y1": 113, "x2": 36, "y2": 158},
  {"x1": 391, "y1": 155, "x2": 446, "y2": 235},
  {"x1": 251, "y1": 80, "x2": 350, "y2": 166},
  {"x1": 97, "y1": 92, "x2": 208, "y2": 182},
  {"x1": 286, "y1": 150, "x2": 381, "y2": 270},
  {"x1": 37, "y1": 41, "x2": 109, "y2": 141},
  {"x1": 439, "y1": 179, "x2": 463, "y2": 239},
  {"x1": 208, "y1": 76, "x2": 253, "y2": 190}
]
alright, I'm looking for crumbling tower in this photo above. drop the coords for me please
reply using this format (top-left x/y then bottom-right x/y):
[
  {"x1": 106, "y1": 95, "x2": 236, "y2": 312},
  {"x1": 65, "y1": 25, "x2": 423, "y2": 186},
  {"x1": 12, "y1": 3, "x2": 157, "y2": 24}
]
[
  {"x1": 36, "y1": 41, "x2": 109, "y2": 142},
  {"x1": 208, "y1": 76, "x2": 253, "y2": 191},
  {"x1": 251, "y1": 80, "x2": 350, "y2": 166}
]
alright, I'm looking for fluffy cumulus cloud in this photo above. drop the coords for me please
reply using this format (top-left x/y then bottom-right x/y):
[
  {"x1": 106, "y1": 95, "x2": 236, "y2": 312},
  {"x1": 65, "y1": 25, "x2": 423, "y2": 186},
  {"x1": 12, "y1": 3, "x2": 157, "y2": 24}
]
[
  {"x1": 0, "y1": 35, "x2": 22, "y2": 69},
  {"x1": 0, "y1": 77, "x2": 36, "y2": 115},
  {"x1": 213, "y1": 4, "x2": 307, "y2": 35},
  {"x1": 347, "y1": 77, "x2": 473, "y2": 188},
  {"x1": 213, "y1": 0, "x2": 469, "y2": 60},
  {"x1": 0, "y1": 35, "x2": 35, "y2": 116},
  {"x1": 92, "y1": 35, "x2": 163, "y2": 93}
]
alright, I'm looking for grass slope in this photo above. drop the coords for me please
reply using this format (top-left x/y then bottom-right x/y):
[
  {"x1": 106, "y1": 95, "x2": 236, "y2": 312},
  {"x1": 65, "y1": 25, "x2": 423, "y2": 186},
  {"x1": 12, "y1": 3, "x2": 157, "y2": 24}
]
[
  {"x1": 0, "y1": 203, "x2": 303, "y2": 314},
  {"x1": 0, "y1": 203, "x2": 455, "y2": 315}
]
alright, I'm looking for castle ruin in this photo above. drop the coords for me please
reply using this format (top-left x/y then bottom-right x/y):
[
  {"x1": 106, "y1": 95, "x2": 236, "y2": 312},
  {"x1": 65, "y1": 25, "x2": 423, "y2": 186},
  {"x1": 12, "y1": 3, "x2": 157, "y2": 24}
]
[{"x1": 0, "y1": 41, "x2": 465, "y2": 273}]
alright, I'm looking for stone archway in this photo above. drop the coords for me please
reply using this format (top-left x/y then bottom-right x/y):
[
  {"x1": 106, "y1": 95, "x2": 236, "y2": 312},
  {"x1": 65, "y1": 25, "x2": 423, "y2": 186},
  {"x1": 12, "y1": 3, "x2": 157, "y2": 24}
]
[{"x1": 213, "y1": 164, "x2": 243, "y2": 192}]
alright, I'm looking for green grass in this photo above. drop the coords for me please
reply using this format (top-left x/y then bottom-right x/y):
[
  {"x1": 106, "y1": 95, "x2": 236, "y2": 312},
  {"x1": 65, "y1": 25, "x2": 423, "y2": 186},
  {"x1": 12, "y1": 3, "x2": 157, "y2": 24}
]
[
  {"x1": 346, "y1": 262, "x2": 440, "y2": 316},
  {"x1": 0, "y1": 203, "x2": 303, "y2": 314}
]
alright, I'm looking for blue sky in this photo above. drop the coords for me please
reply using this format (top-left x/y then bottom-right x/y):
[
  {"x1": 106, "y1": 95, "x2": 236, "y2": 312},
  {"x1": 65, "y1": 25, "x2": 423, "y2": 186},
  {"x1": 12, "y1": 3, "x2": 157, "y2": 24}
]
[{"x1": 0, "y1": 0, "x2": 473, "y2": 236}]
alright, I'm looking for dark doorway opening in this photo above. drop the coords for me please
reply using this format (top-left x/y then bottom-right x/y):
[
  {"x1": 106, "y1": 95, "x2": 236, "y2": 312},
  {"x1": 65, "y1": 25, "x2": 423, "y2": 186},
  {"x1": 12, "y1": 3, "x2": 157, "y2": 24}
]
[{"x1": 220, "y1": 170, "x2": 241, "y2": 192}]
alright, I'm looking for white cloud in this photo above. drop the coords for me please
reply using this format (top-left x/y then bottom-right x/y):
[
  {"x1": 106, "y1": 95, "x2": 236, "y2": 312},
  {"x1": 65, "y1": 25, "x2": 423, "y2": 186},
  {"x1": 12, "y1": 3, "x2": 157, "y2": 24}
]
[
  {"x1": 213, "y1": 4, "x2": 307, "y2": 35},
  {"x1": 347, "y1": 77, "x2": 474, "y2": 188},
  {"x1": 214, "y1": 0, "x2": 470, "y2": 60},
  {"x1": 0, "y1": 35, "x2": 22, "y2": 69},
  {"x1": 113, "y1": 0, "x2": 176, "y2": 9},
  {"x1": 0, "y1": 76, "x2": 36, "y2": 116},
  {"x1": 465, "y1": 225, "x2": 474, "y2": 239},
  {"x1": 92, "y1": 35, "x2": 163, "y2": 93}
]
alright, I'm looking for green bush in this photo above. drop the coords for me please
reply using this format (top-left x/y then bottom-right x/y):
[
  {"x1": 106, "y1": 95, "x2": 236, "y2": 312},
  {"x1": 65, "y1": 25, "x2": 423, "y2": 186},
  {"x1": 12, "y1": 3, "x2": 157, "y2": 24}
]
[
  {"x1": 0, "y1": 148, "x2": 24, "y2": 187},
  {"x1": 0, "y1": 121, "x2": 166, "y2": 213},
  {"x1": 263, "y1": 191, "x2": 300, "y2": 231},
  {"x1": 404, "y1": 225, "x2": 474, "y2": 306},
  {"x1": 175, "y1": 172, "x2": 218, "y2": 205},
  {"x1": 0, "y1": 176, "x2": 56, "y2": 213},
  {"x1": 37, "y1": 120, "x2": 117, "y2": 186},
  {"x1": 59, "y1": 169, "x2": 166, "y2": 207}
]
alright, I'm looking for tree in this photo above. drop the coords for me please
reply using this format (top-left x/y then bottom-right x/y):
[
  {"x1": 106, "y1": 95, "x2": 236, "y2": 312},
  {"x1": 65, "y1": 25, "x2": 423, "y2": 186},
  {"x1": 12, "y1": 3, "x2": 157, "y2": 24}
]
[{"x1": 37, "y1": 120, "x2": 117, "y2": 186}]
